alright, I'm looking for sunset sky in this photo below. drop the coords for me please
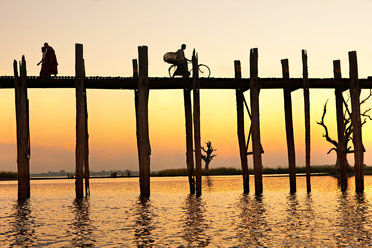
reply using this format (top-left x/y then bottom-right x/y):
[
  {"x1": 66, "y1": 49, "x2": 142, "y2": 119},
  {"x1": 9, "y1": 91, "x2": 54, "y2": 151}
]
[{"x1": 1, "y1": 0, "x2": 372, "y2": 173}]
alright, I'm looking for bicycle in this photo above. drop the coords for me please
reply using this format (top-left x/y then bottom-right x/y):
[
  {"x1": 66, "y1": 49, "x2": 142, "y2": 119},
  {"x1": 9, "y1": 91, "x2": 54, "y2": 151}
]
[{"x1": 168, "y1": 61, "x2": 211, "y2": 78}]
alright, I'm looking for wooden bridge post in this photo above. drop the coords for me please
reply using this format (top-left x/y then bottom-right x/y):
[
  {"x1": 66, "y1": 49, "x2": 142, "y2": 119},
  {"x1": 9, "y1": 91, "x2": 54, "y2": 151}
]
[
  {"x1": 281, "y1": 59, "x2": 296, "y2": 193},
  {"x1": 235, "y1": 60, "x2": 249, "y2": 193},
  {"x1": 14, "y1": 57, "x2": 30, "y2": 200},
  {"x1": 333, "y1": 60, "x2": 347, "y2": 191},
  {"x1": 302, "y1": 50, "x2": 311, "y2": 193},
  {"x1": 184, "y1": 87, "x2": 196, "y2": 194},
  {"x1": 192, "y1": 50, "x2": 202, "y2": 197},
  {"x1": 348, "y1": 51, "x2": 364, "y2": 192},
  {"x1": 249, "y1": 48, "x2": 263, "y2": 195},
  {"x1": 137, "y1": 46, "x2": 151, "y2": 197},
  {"x1": 133, "y1": 59, "x2": 139, "y2": 139},
  {"x1": 75, "y1": 43, "x2": 89, "y2": 198}
]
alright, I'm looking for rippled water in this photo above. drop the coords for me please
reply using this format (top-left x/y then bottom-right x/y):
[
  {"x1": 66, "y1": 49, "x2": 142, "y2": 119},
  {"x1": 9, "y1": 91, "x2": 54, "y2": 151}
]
[{"x1": 0, "y1": 175, "x2": 371, "y2": 247}]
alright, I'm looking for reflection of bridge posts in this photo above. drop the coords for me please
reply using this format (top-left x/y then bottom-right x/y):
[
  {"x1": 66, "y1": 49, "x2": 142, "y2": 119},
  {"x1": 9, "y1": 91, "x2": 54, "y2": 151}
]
[
  {"x1": 348, "y1": 51, "x2": 364, "y2": 193},
  {"x1": 236, "y1": 195, "x2": 266, "y2": 245},
  {"x1": 10, "y1": 200, "x2": 35, "y2": 246},
  {"x1": 69, "y1": 199, "x2": 95, "y2": 247},
  {"x1": 14, "y1": 57, "x2": 31, "y2": 200},
  {"x1": 134, "y1": 196, "x2": 156, "y2": 246},
  {"x1": 181, "y1": 195, "x2": 210, "y2": 246}
]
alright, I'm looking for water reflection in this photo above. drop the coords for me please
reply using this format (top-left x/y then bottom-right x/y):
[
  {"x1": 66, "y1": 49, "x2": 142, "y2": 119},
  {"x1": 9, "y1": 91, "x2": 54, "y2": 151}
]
[
  {"x1": 134, "y1": 196, "x2": 156, "y2": 247},
  {"x1": 236, "y1": 194, "x2": 268, "y2": 246},
  {"x1": 67, "y1": 198, "x2": 96, "y2": 247},
  {"x1": 335, "y1": 192, "x2": 371, "y2": 246},
  {"x1": 181, "y1": 195, "x2": 210, "y2": 247},
  {"x1": 206, "y1": 176, "x2": 213, "y2": 190},
  {"x1": 334, "y1": 174, "x2": 348, "y2": 191},
  {"x1": 8, "y1": 199, "x2": 36, "y2": 247},
  {"x1": 283, "y1": 194, "x2": 303, "y2": 246}
]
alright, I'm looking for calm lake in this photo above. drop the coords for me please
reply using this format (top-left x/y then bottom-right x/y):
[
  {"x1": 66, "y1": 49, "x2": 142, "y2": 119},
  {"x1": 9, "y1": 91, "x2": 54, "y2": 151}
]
[{"x1": 0, "y1": 175, "x2": 371, "y2": 247}]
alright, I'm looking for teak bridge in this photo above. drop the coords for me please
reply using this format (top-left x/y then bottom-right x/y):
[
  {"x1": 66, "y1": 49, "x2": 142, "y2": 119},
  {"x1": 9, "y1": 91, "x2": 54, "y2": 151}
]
[{"x1": 1, "y1": 44, "x2": 370, "y2": 200}]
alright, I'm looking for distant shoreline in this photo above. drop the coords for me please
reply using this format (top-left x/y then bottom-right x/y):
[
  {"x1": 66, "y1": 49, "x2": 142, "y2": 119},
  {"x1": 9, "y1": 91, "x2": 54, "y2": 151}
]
[{"x1": 1, "y1": 165, "x2": 372, "y2": 181}]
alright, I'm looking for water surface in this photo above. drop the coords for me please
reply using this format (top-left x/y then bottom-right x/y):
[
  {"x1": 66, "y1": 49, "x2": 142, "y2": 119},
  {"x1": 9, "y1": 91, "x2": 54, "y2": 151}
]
[{"x1": 0, "y1": 176, "x2": 371, "y2": 247}]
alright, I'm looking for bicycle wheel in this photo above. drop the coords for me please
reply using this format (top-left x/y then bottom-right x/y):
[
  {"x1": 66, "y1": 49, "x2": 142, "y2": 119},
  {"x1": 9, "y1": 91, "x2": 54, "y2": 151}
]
[
  {"x1": 198, "y1": 64, "x2": 211, "y2": 78},
  {"x1": 168, "y1": 65, "x2": 177, "y2": 77}
]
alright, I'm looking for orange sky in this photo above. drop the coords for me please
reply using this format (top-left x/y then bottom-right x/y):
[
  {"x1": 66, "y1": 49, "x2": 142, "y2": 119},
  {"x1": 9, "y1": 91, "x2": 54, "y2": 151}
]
[{"x1": 1, "y1": 0, "x2": 372, "y2": 172}]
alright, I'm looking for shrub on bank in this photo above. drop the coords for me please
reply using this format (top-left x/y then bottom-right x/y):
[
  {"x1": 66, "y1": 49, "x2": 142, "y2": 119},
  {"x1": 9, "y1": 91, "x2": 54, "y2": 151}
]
[{"x1": 0, "y1": 171, "x2": 17, "y2": 180}]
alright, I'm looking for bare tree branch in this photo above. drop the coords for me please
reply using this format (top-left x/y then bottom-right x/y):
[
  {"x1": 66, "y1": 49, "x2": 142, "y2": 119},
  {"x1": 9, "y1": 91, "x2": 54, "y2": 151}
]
[
  {"x1": 360, "y1": 89, "x2": 372, "y2": 105},
  {"x1": 316, "y1": 100, "x2": 338, "y2": 148}
]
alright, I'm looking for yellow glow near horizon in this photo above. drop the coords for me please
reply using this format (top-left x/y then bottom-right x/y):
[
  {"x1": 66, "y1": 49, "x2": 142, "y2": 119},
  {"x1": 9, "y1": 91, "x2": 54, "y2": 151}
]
[{"x1": 2, "y1": 0, "x2": 372, "y2": 172}]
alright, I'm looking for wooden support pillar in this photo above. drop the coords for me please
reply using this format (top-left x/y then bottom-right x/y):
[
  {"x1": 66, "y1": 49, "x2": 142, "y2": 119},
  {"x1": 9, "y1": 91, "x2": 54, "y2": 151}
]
[
  {"x1": 75, "y1": 43, "x2": 89, "y2": 198},
  {"x1": 132, "y1": 59, "x2": 139, "y2": 78},
  {"x1": 14, "y1": 57, "x2": 30, "y2": 200},
  {"x1": 137, "y1": 46, "x2": 151, "y2": 197},
  {"x1": 302, "y1": 50, "x2": 311, "y2": 193},
  {"x1": 235, "y1": 60, "x2": 249, "y2": 193},
  {"x1": 249, "y1": 48, "x2": 263, "y2": 195},
  {"x1": 133, "y1": 58, "x2": 140, "y2": 154},
  {"x1": 184, "y1": 87, "x2": 196, "y2": 194},
  {"x1": 133, "y1": 59, "x2": 139, "y2": 136},
  {"x1": 192, "y1": 50, "x2": 202, "y2": 197},
  {"x1": 281, "y1": 59, "x2": 296, "y2": 193},
  {"x1": 84, "y1": 80, "x2": 90, "y2": 196},
  {"x1": 333, "y1": 60, "x2": 347, "y2": 191},
  {"x1": 348, "y1": 51, "x2": 364, "y2": 193}
]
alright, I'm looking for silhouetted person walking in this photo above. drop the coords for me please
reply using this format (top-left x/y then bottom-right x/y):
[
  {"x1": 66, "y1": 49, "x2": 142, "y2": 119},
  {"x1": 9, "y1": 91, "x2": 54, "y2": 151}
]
[
  {"x1": 39, "y1": 42, "x2": 58, "y2": 77},
  {"x1": 175, "y1": 44, "x2": 190, "y2": 78},
  {"x1": 37, "y1": 46, "x2": 46, "y2": 76}
]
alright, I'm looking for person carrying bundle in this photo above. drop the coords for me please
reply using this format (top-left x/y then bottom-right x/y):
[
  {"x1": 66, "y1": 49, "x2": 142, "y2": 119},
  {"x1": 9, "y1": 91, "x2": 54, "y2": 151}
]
[{"x1": 163, "y1": 44, "x2": 190, "y2": 78}]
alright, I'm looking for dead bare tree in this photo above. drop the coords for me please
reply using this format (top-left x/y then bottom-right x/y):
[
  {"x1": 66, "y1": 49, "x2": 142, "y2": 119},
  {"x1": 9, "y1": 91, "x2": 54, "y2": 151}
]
[
  {"x1": 317, "y1": 90, "x2": 372, "y2": 172},
  {"x1": 201, "y1": 141, "x2": 217, "y2": 175}
]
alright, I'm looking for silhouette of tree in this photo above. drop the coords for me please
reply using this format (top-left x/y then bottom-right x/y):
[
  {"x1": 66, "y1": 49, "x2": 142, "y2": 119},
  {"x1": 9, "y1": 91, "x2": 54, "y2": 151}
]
[
  {"x1": 317, "y1": 90, "x2": 372, "y2": 172},
  {"x1": 201, "y1": 141, "x2": 217, "y2": 175}
]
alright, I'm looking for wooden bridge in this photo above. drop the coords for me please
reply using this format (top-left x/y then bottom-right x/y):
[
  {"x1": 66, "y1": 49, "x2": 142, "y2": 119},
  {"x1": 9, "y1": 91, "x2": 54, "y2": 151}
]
[{"x1": 2, "y1": 44, "x2": 369, "y2": 200}]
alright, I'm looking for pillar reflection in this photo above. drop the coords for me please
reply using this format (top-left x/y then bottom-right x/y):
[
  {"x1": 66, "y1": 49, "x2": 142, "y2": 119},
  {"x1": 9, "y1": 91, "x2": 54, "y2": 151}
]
[
  {"x1": 134, "y1": 196, "x2": 156, "y2": 247},
  {"x1": 283, "y1": 193, "x2": 301, "y2": 246},
  {"x1": 236, "y1": 194, "x2": 267, "y2": 246},
  {"x1": 181, "y1": 195, "x2": 210, "y2": 247},
  {"x1": 8, "y1": 199, "x2": 36, "y2": 247},
  {"x1": 335, "y1": 192, "x2": 371, "y2": 246},
  {"x1": 68, "y1": 198, "x2": 96, "y2": 247}
]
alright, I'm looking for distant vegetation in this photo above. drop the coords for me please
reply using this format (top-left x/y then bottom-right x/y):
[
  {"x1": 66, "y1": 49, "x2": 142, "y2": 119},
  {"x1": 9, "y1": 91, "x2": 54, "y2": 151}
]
[
  {"x1": 152, "y1": 165, "x2": 372, "y2": 177},
  {"x1": 1, "y1": 166, "x2": 371, "y2": 180},
  {"x1": 0, "y1": 171, "x2": 17, "y2": 180}
]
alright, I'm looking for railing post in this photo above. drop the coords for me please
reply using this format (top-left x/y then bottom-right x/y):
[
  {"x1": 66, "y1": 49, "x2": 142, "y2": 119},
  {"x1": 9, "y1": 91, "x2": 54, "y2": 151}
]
[
  {"x1": 348, "y1": 51, "x2": 364, "y2": 193},
  {"x1": 235, "y1": 60, "x2": 249, "y2": 193},
  {"x1": 14, "y1": 57, "x2": 31, "y2": 200},
  {"x1": 281, "y1": 59, "x2": 296, "y2": 193},
  {"x1": 249, "y1": 48, "x2": 263, "y2": 195}
]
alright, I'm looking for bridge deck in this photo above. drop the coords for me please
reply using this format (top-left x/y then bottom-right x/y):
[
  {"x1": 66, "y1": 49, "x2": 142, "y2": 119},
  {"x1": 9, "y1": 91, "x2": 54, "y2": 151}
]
[{"x1": 1, "y1": 76, "x2": 372, "y2": 90}]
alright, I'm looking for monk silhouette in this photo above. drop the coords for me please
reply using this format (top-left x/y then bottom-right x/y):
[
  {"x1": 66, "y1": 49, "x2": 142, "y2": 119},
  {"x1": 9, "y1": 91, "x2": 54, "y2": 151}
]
[{"x1": 39, "y1": 42, "x2": 58, "y2": 77}]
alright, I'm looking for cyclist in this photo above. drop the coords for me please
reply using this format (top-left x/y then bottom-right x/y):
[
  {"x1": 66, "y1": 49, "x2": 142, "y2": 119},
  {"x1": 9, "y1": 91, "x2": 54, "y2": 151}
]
[{"x1": 175, "y1": 44, "x2": 190, "y2": 78}]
